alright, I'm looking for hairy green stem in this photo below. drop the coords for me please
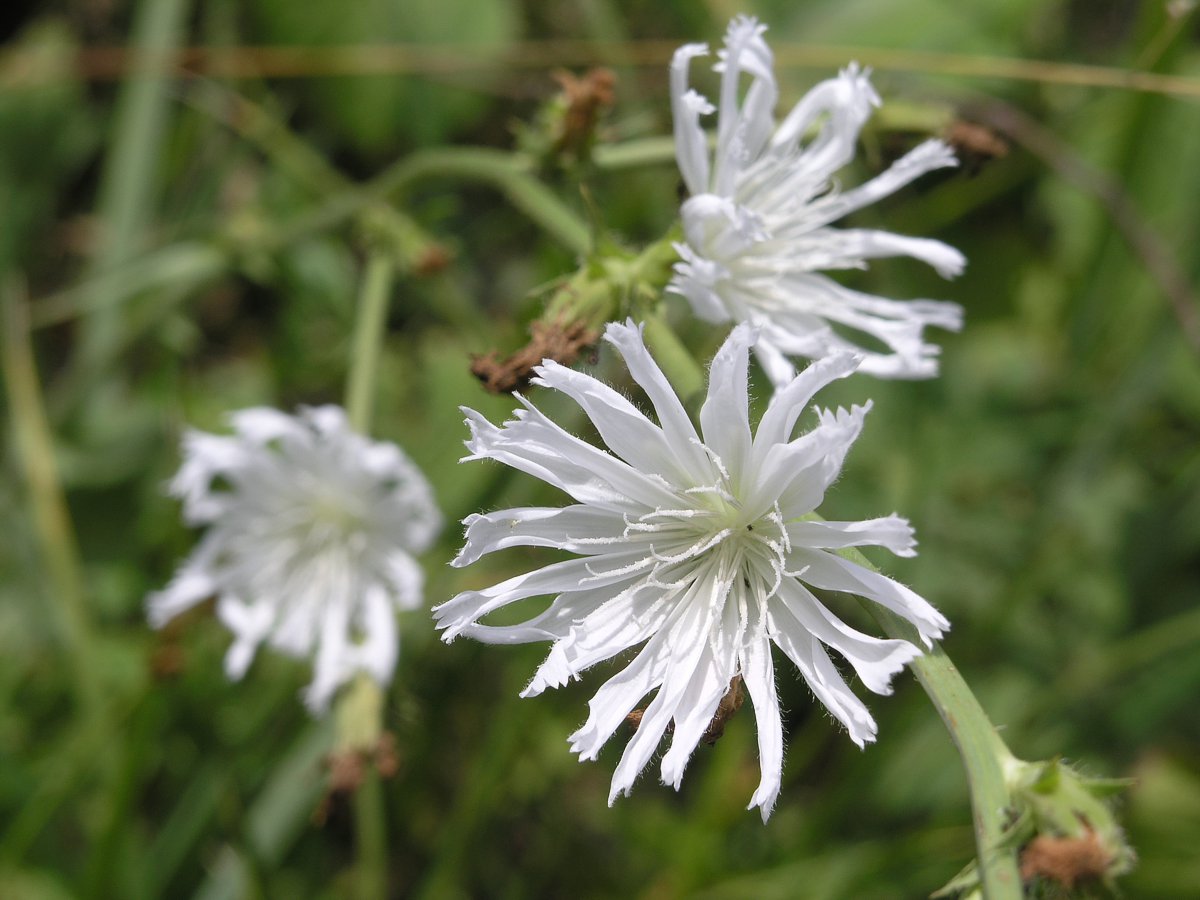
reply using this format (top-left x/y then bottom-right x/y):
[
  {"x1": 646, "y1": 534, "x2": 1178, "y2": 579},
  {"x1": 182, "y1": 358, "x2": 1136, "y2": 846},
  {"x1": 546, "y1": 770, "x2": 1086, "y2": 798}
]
[{"x1": 863, "y1": 605, "x2": 1021, "y2": 898}]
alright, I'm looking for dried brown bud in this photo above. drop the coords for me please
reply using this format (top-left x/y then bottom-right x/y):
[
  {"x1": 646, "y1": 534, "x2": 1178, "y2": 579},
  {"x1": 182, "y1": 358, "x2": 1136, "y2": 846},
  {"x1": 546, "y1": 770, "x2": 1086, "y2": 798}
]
[
  {"x1": 943, "y1": 121, "x2": 1009, "y2": 175},
  {"x1": 623, "y1": 676, "x2": 745, "y2": 746},
  {"x1": 1020, "y1": 830, "x2": 1113, "y2": 890},
  {"x1": 702, "y1": 676, "x2": 744, "y2": 745},
  {"x1": 471, "y1": 319, "x2": 600, "y2": 394},
  {"x1": 314, "y1": 732, "x2": 401, "y2": 825},
  {"x1": 551, "y1": 67, "x2": 617, "y2": 158},
  {"x1": 412, "y1": 243, "x2": 452, "y2": 278}
]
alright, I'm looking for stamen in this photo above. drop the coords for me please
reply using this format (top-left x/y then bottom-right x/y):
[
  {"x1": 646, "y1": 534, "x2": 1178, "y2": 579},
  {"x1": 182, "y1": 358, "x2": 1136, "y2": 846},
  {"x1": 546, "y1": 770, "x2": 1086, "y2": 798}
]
[
  {"x1": 649, "y1": 529, "x2": 733, "y2": 565},
  {"x1": 582, "y1": 554, "x2": 657, "y2": 582}
]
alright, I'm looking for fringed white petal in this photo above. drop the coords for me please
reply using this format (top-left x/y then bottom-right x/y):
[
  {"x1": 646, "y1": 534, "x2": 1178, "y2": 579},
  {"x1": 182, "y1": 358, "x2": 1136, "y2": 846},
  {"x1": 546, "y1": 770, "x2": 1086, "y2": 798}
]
[
  {"x1": 789, "y1": 548, "x2": 950, "y2": 646},
  {"x1": 453, "y1": 505, "x2": 629, "y2": 567},
  {"x1": 785, "y1": 516, "x2": 917, "y2": 558},
  {"x1": 740, "y1": 594, "x2": 785, "y2": 820}
]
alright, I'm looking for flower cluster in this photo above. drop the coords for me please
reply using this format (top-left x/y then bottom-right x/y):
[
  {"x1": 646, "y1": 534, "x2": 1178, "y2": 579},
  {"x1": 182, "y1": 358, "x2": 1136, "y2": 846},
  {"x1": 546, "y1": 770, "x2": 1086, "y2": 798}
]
[
  {"x1": 436, "y1": 321, "x2": 948, "y2": 819},
  {"x1": 669, "y1": 15, "x2": 965, "y2": 386},
  {"x1": 147, "y1": 406, "x2": 441, "y2": 712}
]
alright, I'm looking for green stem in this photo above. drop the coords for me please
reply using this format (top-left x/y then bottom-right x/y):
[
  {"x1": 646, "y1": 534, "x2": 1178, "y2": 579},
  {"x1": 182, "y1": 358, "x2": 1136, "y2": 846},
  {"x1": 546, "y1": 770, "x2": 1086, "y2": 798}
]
[
  {"x1": 341, "y1": 253, "x2": 394, "y2": 898},
  {"x1": 863, "y1": 606, "x2": 1021, "y2": 899},
  {"x1": 32, "y1": 139, "x2": 600, "y2": 331},
  {"x1": 345, "y1": 252, "x2": 395, "y2": 433},
  {"x1": 374, "y1": 148, "x2": 591, "y2": 256},
  {"x1": 1, "y1": 279, "x2": 104, "y2": 732},
  {"x1": 78, "y1": 0, "x2": 190, "y2": 376},
  {"x1": 592, "y1": 135, "x2": 680, "y2": 170},
  {"x1": 354, "y1": 768, "x2": 388, "y2": 900}
]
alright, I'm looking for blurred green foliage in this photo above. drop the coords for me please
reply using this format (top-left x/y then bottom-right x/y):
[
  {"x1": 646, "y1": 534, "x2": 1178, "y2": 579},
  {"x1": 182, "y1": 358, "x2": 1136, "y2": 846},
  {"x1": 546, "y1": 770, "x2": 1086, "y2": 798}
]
[{"x1": 2, "y1": 1, "x2": 1198, "y2": 898}]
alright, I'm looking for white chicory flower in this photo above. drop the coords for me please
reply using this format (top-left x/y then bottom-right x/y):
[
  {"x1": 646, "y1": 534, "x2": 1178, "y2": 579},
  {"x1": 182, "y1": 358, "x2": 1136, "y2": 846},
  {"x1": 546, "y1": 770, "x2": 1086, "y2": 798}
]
[
  {"x1": 147, "y1": 405, "x2": 442, "y2": 713},
  {"x1": 669, "y1": 16, "x2": 965, "y2": 385},
  {"x1": 435, "y1": 320, "x2": 948, "y2": 820}
]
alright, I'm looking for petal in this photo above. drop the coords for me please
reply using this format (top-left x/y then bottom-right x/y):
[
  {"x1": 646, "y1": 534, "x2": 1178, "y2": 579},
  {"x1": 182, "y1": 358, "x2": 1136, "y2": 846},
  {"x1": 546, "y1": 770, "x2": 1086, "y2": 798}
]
[
  {"x1": 217, "y1": 595, "x2": 275, "y2": 681},
  {"x1": 789, "y1": 547, "x2": 950, "y2": 646},
  {"x1": 435, "y1": 552, "x2": 649, "y2": 640},
  {"x1": 462, "y1": 580, "x2": 620, "y2": 650},
  {"x1": 699, "y1": 323, "x2": 755, "y2": 482},
  {"x1": 145, "y1": 533, "x2": 222, "y2": 627},
  {"x1": 534, "y1": 359, "x2": 707, "y2": 485},
  {"x1": 712, "y1": 16, "x2": 777, "y2": 197},
  {"x1": 453, "y1": 506, "x2": 630, "y2": 567},
  {"x1": 782, "y1": 227, "x2": 966, "y2": 280},
  {"x1": 230, "y1": 406, "x2": 305, "y2": 445},
  {"x1": 378, "y1": 551, "x2": 424, "y2": 610},
  {"x1": 461, "y1": 404, "x2": 680, "y2": 512},
  {"x1": 806, "y1": 139, "x2": 959, "y2": 227},
  {"x1": 303, "y1": 596, "x2": 354, "y2": 712},
  {"x1": 750, "y1": 352, "x2": 861, "y2": 467},
  {"x1": 776, "y1": 579, "x2": 921, "y2": 695},
  {"x1": 749, "y1": 401, "x2": 869, "y2": 517},
  {"x1": 604, "y1": 578, "x2": 723, "y2": 803},
  {"x1": 524, "y1": 577, "x2": 677, "y2": 696},
  {"x1": 568, "y1": 561, "x2": 722, "y2": 766},
  {"x1": 658, "y1": 595, "x2": 741, "y2": 787},
  {"x1": 770, "y1": 607, "x2": 878, "y2": 747},
  {"x1": 351, "y1": 582, "x2": 399, "y2": 684},
  {"x1": 763, "y1": 274, "x2": 962, "y2": 380},
  {"x1": 741, "y1": 622, "x2": 784, "y2": 820},
  {"x1": 771, "y1": 63, "x2": 878, "y2": 182},
  {"x1": 603, "y1": 321, "x2": 710, "y2": 479},
  {"x1": 671, "y1": 42, "x2": 713, "y2": 196},
  {"x1": 786, "y1": 515, "x2": 917, "y2": 558}
]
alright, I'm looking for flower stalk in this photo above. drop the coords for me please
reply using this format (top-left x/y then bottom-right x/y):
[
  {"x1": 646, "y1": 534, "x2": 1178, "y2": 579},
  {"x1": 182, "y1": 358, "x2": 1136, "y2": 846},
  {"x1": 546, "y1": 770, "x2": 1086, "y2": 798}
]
[{"x1": 340, "y1": 249, "x2": 398, "y2": 900}]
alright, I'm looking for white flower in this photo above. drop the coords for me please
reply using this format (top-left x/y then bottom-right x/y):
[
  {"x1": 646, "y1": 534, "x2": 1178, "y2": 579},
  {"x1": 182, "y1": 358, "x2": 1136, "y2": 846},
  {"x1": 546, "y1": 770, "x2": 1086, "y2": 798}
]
[
  {"x1": 435, "y1": 321, "x2": 948, "y2": 820},
  {"x1": 147, "y1": 405, "x2": 442, "y2": 713},
  {"x1": 669, "y1": 16, "x2": 966, "y2": 385}
]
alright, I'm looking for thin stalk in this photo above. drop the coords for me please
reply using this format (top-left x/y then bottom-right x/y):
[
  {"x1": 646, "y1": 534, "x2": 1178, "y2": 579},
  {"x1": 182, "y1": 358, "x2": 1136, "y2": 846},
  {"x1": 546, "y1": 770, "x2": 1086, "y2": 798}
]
[
  {"x1": 373, "y1": 148, "x2": 591, "y2": 256},
  {"x1": 33, "y1": 145, "x2": 589, "y2": 330},
  {"x1": 1, "y1": 279, "x2": 104, "y2": 731},
  {"x1": 341, "y1": 254, "x2": 395, "y2": 899},
  {"x1": 863, "y1": 604, "x2": 1021, "y2": 899},
  {"x1": 78, "y1": 0, "x2": 190, "y2": 375},
  {"x1": 345, "y1": 253, "x2": 395, "y2": 433},
  {"x1": 354, "y1": 767, "x2": 387, "y2": 900}
]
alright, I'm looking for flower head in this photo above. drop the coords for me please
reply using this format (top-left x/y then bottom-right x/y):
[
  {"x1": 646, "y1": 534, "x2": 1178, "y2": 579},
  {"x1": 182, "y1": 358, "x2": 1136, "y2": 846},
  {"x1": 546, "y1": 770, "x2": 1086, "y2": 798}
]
[
  {"x1": 147, "y1": 405, "x2": 442, "y2": 712},
  {"x1": 670, "y1": 16, "x2": 965, "y2": 385},
  {"x1": 435, "y1": 321, "x2": 948, "y2": 820}
]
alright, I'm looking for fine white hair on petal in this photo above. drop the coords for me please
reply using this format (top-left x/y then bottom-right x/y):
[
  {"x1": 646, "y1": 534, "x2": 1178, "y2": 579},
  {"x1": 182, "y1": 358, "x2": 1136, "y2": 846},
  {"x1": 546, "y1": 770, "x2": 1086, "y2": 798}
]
[
  {"x1": 667, "y1": 18, "x2": 966, "y2": 386},
  {"x1": 146, "y1": 405, "x2": 442, "y2": 715},
  {"x1": 436, "y1": 320, "x2": 948, "y2": 820}
]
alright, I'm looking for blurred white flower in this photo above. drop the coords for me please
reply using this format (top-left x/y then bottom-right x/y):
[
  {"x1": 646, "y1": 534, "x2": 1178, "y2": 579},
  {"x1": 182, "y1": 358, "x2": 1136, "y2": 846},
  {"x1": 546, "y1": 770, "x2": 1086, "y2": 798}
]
[
  {"x1": 435, "y1": 321, "x2": 948, "y2": 820},
  {"x1": 148, "y1": 405, "x2": 442, "y2": 713},
  {"x1": 670, "y1": 16, "x2": 965, "y2": 385}
]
